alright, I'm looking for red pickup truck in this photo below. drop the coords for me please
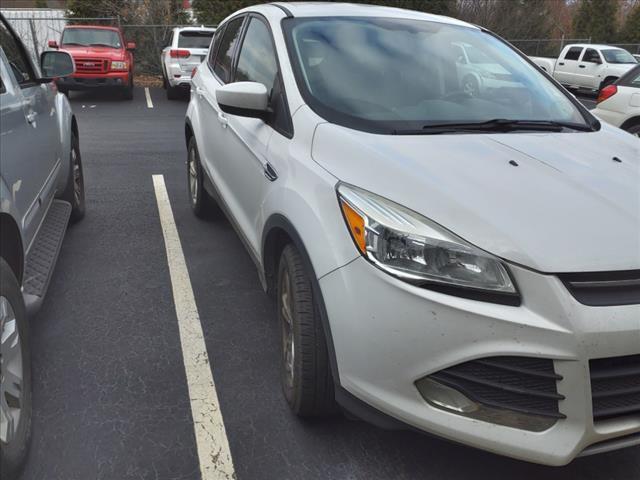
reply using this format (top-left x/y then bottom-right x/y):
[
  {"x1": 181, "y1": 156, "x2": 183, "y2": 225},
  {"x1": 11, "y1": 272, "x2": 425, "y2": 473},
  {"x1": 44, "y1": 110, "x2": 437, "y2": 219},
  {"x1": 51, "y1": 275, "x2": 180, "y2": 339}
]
[{"x1": 49, "y1": 25, "x2": 135, "y2": 99}]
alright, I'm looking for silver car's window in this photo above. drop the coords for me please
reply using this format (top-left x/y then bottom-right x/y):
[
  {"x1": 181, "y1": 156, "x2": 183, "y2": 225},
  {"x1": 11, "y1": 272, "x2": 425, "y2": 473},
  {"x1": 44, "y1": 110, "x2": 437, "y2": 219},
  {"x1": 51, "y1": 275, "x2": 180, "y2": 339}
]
[
  {"x1": 0, "y1": 20, "x2": 35, "y2": 87},
  {"x1": 235, "y1": 18, "x2": 277, "y2": 93},
  {"x1": 284, "y1": 17, "x2": 587, "y2": 133}
]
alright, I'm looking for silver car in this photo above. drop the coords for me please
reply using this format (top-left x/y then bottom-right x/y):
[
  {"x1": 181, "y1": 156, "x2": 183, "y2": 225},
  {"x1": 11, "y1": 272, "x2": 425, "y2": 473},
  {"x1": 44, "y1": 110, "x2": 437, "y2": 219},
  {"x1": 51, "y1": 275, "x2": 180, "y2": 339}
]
[{"x1": 0, "y1": 13, "x2": 84, "y2": 479}]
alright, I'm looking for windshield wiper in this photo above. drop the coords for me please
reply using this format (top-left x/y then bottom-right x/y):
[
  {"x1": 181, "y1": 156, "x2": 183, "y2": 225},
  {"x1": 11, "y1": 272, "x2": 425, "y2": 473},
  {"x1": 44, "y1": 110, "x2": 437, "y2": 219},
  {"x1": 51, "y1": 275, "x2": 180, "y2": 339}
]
[
  {"x1": 62, "y1": 42, "x2": 87, "y2": 46},
  {"x1": 89, "y1": 43, "x2": 117, "y2": 48},
  {"x1": 393, "y1": 119, "x2": 594, "y2": 135}
]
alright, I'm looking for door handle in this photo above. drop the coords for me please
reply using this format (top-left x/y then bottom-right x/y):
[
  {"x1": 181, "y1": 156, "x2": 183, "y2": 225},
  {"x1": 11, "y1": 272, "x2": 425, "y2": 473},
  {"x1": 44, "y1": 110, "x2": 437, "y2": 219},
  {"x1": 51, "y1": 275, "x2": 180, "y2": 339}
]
[
  {"x1": 263, "y1": 162, "x2": 278, "y2": 182},
  {"x1": 579, "y1": 65, "x2": 586, "y2": 68},
  {"x1": 217, "y1": 112, "x2": 228, "y2": 128},
  {"x1": 25, "y1": 111, "x2": 37, "y2": 125},
  {"x1": 558, "y1": 62, "x2": 565, "y2": 66}
]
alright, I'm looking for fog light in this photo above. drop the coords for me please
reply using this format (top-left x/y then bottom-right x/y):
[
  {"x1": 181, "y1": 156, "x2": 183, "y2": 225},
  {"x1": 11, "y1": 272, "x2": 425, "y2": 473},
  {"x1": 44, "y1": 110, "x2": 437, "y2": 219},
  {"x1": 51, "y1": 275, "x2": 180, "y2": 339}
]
[{"x1": 416, "y1": 378, "x2": 479, "y2": 413}]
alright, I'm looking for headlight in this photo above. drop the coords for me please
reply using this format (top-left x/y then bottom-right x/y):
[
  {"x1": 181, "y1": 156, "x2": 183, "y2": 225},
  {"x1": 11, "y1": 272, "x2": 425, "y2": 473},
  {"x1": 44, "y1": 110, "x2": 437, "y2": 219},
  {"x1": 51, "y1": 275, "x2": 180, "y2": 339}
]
[
  {"x1": 111, "y1": 61, "x2": 128, "y2": 71},
  {"x1": 338, "y1": 184, "x2": 518, "y2": 302}
]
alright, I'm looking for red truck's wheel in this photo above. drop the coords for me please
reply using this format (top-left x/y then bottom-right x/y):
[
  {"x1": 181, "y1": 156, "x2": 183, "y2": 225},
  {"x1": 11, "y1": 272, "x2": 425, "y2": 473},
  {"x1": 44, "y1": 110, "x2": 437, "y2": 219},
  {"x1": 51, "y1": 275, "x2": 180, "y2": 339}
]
[{"x1": 122, "y1": 75, "x2": 134, "y2": 100}]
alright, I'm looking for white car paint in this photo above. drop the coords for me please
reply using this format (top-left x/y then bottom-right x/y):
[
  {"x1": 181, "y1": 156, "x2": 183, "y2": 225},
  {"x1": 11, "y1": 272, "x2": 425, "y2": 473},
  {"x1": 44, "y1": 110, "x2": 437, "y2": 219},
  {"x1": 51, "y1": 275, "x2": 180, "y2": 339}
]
[
  {"x1": 592, "y1": 65, "x2": 640, "y2": 134},
  {"x1": 531, "y1": 44, "x2": 637, "y2": 91},
  {"x1": 186, "y1": 3, "x2": 640, "y2": 466},
  {"x1": 161, "y1": 26, "x2": 215, "y2": 90}
]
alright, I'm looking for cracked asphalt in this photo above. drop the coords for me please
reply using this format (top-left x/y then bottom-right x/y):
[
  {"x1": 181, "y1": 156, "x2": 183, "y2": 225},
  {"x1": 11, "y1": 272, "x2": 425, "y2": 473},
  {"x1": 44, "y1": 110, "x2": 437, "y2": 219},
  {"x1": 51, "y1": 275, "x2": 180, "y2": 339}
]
[{"x1": 19, "y1": 88, "x2": 638, "y2": 480}]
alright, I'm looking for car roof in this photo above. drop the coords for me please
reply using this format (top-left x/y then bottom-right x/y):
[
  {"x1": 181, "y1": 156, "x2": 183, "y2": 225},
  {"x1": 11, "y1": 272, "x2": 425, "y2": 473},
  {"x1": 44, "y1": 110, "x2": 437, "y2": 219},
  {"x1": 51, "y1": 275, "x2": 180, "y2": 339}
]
[
  {"x1": 568, "y1": 44, "x2": 627, "y2": 50},
  {"x1": 243, "y1": 2, "x2": 476, "y2": 29}
]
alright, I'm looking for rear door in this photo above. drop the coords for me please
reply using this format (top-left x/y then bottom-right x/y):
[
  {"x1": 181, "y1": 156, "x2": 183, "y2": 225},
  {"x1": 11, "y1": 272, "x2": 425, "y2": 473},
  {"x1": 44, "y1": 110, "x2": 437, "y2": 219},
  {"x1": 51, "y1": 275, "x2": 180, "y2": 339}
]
[
  {"x1": 555, "y1": 46, "x2": 583, "y2": 85},
  {"x1": 0, "y1": 18, "x2": 59, "y2": 248},
  {"x1": 177, "y1": 29, "x2": 215, "y2": 72},
  {"x1": 577, "y1": 48, "x2": 603, "y2": 89}
]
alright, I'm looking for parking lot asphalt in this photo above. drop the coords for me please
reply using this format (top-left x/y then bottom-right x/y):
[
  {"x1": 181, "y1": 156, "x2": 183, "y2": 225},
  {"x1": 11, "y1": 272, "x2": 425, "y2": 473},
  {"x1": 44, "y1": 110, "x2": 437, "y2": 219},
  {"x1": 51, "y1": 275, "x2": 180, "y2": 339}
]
[{"x1": 20, "y1": 88, "x2": 637, "y2": 480}]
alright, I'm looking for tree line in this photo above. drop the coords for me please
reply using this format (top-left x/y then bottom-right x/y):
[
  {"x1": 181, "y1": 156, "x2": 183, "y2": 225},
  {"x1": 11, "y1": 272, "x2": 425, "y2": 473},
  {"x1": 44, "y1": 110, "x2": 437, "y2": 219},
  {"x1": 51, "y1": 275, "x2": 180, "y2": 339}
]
[{"x1": 188, "y1": 0, "x2": 639, "y2": 43}]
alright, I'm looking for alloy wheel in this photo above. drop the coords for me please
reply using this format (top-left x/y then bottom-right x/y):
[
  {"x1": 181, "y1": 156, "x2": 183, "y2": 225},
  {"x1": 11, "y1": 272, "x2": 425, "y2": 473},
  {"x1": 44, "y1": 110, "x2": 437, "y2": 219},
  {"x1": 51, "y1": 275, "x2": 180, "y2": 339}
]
[
  {"x1": 0, "y1": 296, "x2": 23, "y2": 445},
  {"x1": 280, "y1": 269, "x2": 295, "y2": 388},
  {"x1": 189, "y1": 147, "x2": 198, "y2": 205}
]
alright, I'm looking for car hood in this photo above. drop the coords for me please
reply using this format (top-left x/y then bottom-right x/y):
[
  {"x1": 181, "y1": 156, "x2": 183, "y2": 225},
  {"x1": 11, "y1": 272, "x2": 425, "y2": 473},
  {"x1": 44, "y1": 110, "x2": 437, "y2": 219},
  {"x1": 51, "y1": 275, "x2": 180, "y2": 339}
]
[
  {"x1": 61, "y1": 45, "x2": 125, "y2": 60},
  {"x1": 311, "y1": 122, "x2": 640, "y2": 273}
]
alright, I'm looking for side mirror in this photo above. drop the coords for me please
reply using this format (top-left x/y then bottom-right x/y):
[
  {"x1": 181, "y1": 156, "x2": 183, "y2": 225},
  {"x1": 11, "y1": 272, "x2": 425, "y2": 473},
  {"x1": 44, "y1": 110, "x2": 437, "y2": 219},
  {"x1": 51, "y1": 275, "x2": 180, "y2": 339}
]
[
  {"x1": 126, "y1": 42, "x2": 136, "y2": 51},
  {"x1": 48, "y1": 40, "x2": 59, "y2": 49},
  {"x1": 40, "y1": 51, "x2": 75, "y2": 80},
  {"x1": 216, "y1": 82, "x2": 269, "y2": 119}
]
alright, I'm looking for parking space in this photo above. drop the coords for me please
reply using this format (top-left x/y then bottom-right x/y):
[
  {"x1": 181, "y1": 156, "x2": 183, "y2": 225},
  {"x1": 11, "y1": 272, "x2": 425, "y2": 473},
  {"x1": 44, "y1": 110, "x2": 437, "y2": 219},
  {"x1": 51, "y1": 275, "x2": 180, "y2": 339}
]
[{"x1": 19, "y1": 88, "x2": 637, "y2": 480}]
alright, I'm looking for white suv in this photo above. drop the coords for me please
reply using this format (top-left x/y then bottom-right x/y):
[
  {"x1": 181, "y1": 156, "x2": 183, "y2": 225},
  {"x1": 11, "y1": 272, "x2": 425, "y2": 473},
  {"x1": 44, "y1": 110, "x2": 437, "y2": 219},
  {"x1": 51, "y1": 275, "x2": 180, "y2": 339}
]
[
  {"x1": 185, "y1": 3, "x2": 640, "y2": 466},
  {"x1": 161, "y1": 26, "x2": 215, "y2": 99}
]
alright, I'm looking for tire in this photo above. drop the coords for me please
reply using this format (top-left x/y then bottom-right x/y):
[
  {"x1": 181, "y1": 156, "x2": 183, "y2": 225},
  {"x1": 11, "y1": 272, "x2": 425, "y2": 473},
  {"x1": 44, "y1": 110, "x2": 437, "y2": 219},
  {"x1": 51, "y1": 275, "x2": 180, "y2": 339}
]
[
  {"x1": 122, "y1": 74, "x2": 134, "y2": 100},
  {"x1": 167, "y1": 84, "x2": 180, "y2": 100},
  {"x1": 0, "y1": 258, "x2": 32, "y2": 480},
  {"x1": 61, "y1": 130, "x2": 86, "y2": 223},
  {"x1": 462, "y1": 75, "x2": 480, "y2": 97},
  {"x1": 277, "y1": 243, "x2": 336, "y2": 417},
  {"x1": 187, "y1": 137, "x2": 217, "y2": 218},
  {"x1": 625, "y1": 124, "x2": 640, "y2": 138}
]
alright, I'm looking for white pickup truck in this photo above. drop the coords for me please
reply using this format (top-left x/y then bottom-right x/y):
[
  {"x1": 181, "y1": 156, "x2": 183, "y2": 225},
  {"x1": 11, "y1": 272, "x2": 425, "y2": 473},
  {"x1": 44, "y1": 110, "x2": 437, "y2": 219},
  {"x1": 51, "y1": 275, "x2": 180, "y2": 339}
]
[{"x1": 531, "y1": 44, "x2": 637, "y2": 92}]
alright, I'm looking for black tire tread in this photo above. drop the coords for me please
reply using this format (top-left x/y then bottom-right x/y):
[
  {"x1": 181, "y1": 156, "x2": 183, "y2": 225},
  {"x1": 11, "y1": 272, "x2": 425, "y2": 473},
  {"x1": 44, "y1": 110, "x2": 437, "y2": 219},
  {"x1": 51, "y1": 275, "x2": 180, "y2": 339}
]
[{"x1": 280, "y1": 244, "x2": 336, "y2": 417}]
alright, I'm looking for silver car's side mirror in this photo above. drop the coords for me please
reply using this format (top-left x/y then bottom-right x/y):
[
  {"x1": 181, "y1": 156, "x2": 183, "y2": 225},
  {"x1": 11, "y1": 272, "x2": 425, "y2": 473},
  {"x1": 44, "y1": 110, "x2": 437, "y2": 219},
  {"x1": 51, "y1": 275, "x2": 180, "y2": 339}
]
[
  {"x1": 216, "y1": 82, "x2": 269, "y2": 120},
  {"x1": 40, "y1": 51, "x2": 75, "y2": 80}
]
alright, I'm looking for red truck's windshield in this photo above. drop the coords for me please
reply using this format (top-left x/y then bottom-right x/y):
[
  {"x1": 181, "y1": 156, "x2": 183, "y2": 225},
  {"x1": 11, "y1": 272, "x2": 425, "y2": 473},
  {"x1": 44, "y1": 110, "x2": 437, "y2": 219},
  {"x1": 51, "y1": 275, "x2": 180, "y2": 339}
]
[{"x1": 62, "y1": 28, "x2": 121, "y2": 49}]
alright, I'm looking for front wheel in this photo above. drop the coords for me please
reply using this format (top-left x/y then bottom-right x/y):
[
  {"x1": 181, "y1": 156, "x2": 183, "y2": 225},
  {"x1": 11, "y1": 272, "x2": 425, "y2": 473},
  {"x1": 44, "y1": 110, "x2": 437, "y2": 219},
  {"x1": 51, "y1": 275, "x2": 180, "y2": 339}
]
[
  {"x1": 62, "y1": 130, "x2": 85, "y2": 223},
  {"x1": 278, "y1": 244, "x2": 336, "y2": 417},
  {"x1": 187, "y1": 137, "x2": 218, "y2": 219},
  {"x1": 122, "y1": 75, "x2": 134, "y2": 100},
  {"x1": 0, "y1": 259, "x2": 32, "y2": 480}
]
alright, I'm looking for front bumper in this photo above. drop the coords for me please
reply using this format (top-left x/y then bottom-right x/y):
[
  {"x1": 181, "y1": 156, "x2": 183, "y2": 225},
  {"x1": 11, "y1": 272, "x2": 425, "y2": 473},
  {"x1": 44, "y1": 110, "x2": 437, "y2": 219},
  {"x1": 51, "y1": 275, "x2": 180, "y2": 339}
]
[
  {"x1": 320, "y1": 257, "x2": 640, "y2": 465},
  {"x1": 57, "y1": 72, "x2": 130, "y2": 90}
]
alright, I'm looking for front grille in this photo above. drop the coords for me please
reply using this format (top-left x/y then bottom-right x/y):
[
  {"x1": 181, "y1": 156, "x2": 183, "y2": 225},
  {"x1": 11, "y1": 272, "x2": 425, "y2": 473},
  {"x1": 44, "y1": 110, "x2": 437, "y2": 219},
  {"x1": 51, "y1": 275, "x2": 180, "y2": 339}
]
[
  {"x1": 559, "y1": 270, "x2": 640, "y2": 306},
  {"x1": 429, "y1": 356, "x2": 565, "y2": 418},
  {"x1": 75, "y1": 58, "x2": 108, "y2": 73},
  {"x1": 590, "y1": 354, "x2": 640, "y2": 421}
]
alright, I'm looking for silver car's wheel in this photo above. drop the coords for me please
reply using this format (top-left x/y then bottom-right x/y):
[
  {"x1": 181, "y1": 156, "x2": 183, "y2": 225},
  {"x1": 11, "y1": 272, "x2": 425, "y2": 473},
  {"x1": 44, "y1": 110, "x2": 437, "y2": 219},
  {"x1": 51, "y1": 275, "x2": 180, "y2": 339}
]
[
  {"x1": 0, "y1": 258, "x2": 31, "y2": 478},
  {"x1": 0, "y1": 296, "x2": 22, "y2": 445}
]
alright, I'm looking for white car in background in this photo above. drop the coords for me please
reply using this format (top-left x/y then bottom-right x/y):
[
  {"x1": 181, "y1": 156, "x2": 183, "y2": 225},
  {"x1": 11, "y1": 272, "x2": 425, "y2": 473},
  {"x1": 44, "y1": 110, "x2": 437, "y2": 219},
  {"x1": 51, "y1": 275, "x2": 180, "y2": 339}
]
[
  {"x1": 185, "y1": 3, "x2": 639, "y2": 466},
  {"x1": 161, "y1": 26, "x2": 215, "y2": 99},
  {"x1": 592, "y1": 65, "x2": 640, "y2": 136}
]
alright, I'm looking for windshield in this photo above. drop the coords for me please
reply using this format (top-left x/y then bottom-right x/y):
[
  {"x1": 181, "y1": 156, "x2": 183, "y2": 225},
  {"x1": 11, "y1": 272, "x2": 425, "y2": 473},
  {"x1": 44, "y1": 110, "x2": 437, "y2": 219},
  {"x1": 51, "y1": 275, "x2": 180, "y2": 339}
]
[
  {"x1": 62, "y1": 28, "x2": 121, "y2": 48},
  {"x1": 178, "y1": 30, "x2": 214, "y2": 48},
  {"x1": 284, "y1": 17, "x2": 588, "y2": 133},
  {"x1": 601, "y1": 49, "x2": 637, "y2": 64}
]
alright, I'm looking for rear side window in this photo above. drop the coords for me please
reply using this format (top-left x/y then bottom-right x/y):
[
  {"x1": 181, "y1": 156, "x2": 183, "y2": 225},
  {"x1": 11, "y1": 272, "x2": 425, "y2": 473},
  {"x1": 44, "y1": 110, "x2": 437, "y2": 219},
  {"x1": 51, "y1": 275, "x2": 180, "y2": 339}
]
[
  {"x1": 178, "y1": 31, "x2": 214, "y2": 49},
  {"x1": 0, "y1": 19, "x2": 35, "y2": 87},
  {"x1": 582, "y1": 49, "x2": 600, "y2": 63},
  {"x1": 213, "y1": 17, "x2": 244, "y2": 83},
  {"x1": 235, "y1": 19, "x2": 278, "y2": 92},
  {"x1": 564, "y1": 47, "x2": 583, "y2": 61},
  {"x1": 619, "y1": 66, "x2": 640, "y2": 88},
  {"x1": 207, "y1": 26, "x2": 225, "y2": 68}
]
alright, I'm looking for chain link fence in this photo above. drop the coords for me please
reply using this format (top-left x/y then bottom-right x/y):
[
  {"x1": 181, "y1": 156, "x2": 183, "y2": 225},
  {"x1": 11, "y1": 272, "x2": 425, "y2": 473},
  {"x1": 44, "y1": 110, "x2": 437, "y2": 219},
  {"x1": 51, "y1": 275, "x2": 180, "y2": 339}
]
[
  {"x1": 509, "y1": 38, "x2": 640, "y2": 57},
  {"x1": 2, "y1": 11, "x2": 215, "y2": 76},
  {"x1": 3, "y1": 11, "x2": 639, "y2": 76}
]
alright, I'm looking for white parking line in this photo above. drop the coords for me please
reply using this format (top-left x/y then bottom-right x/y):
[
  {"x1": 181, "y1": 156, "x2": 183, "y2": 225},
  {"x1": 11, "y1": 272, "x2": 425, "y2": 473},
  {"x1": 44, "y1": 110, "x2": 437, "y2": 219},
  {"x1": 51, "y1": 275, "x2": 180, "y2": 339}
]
[
  {"x1": 145, "y1": 87, "x2": 154, "y2": 108},
  {"x1": 152, "y1": 175, "x2": 235, "y2": 479}
]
